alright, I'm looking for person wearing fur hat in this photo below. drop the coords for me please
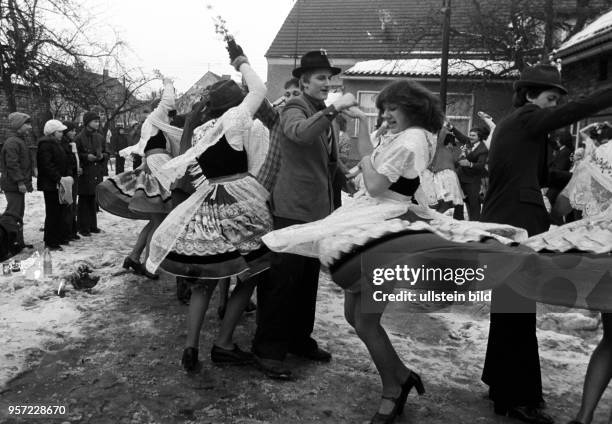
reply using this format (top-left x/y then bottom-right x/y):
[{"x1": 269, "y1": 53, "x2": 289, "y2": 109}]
[
  {"x1": 0, "y1": 111, "x2": 34, "y2": 252},
  {"x1": 481, "y1": 63, "x2": 612, "y2": 424},
  {"x1": 37, "y1": 120, "x2": 72, "y2": 250},
  {"x1": 61, "y1": 121, "x2": 80, "y2": 241},
  {"x1": 75, "y1": 112, "x2": 107, "y2": 236},
  {"x1": 146, "y1": 37, "x2": 271, "y2": 372}
]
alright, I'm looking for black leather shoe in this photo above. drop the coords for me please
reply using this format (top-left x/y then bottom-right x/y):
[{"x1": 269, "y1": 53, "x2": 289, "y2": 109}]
[
  {"x1": 123, "y1": 257, "x2": 141, "y2": 273},
  {"x1": 70, "y1": 234, "x2": 81, "y2": 241},
  {"x1": 289, "y1": 346, "x2": 332, "y2": 362},
  {"x1": 211, "y1": 344, "x2": 253, "y2": 365},
  {"x1": 494, "y1": 404, "x2": 554, "y2": 424},
  {"x1": 91, "y1": 228, "x2": 102, "y2": 233},
  {"x1": 79, "y1": 231, "x2": 91, "y2": 237},
  {"x1": 181, "y1": 347, "x2": 199, "y2": 372},
  {"x1": 46, "y1": 245, "x2": 63, "y2": 251},
  {"x1": 252, "y1": 354, "x2": 294, "y2": 381}
]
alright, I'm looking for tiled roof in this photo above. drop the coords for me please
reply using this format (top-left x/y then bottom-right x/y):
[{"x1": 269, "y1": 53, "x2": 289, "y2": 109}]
[
  {"x1": 556, "y1": 8, "x2": 612, "y2": 57},
  {"x1": 342, "y1": 58, "x2": 518, "y2": 78},
  {"x1": 267, "y1": 0, "x2": 591, "y2": 59}
]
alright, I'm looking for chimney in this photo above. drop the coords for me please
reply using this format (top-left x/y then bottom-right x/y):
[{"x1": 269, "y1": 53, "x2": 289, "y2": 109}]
[
  {"x1": 103, "y1": 69, "x2": 109, "y2": 79},
  {"x1": 221, "y1": 74, "x2": 231, "y2": 80}
]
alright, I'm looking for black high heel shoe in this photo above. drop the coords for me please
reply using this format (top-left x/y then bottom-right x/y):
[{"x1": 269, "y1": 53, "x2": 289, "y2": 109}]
[
  {"x1": 123, "y1": 257, "x2": 141, "y2": 273},
  {"x1": 181, "y1": 347, "x2": 199, "y2": 372},
  {"x1": 370, "y1": 371, "x2": 425, "y2": 424}
]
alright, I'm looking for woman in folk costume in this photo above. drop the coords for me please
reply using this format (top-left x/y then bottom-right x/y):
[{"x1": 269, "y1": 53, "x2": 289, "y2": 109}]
[
  {"x1": 96, "y1": 78, "x2": 183, "y2": 279},
  {"x1": 263, "y1": 80, "x2": 527, "y2": 424},
  {"x1": 419, "y1": 125, "x2": 464, "y2": 213},
  {"x1": 531, "y1": 139, "x2": 612, "y2": 424},
  {"x1": 146, "y1": 38, "x2": 271, "y2": 371}
]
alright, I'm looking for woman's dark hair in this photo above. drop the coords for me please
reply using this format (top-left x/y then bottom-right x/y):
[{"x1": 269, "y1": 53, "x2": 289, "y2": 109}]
[
  {"x1": 443, "y1": 133, "x2": 456, "y2": 146},
  {"x1": 469, "y1": 126, "x2": 487, "y2": 141},
  {"x1": 170, "y1": 114, "x2": 186, "y2": 129},
  {"x1": 284, "y1": 77, "x2": 300, "y2": 89},
  {"x1": 512, "y1": 86, "x2": 549, "y2": 108},
  {"x1": 375, "y1": 80, "x2": 444, "y2": 132}
]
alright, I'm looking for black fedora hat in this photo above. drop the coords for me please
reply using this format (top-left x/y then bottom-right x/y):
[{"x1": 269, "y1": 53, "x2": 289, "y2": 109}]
[
  {"x1": 207, "y1": 79, "x2": 245, "y2": 114},
  {"x1": 292, "y1": 50, "x2": 341, "y2": 78},
  {"x1": 513, "y1": 64, "x2": 568, "y2": 94}
]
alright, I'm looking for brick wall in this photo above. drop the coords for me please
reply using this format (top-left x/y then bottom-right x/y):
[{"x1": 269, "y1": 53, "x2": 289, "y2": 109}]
[
  {"x1": 562, "y1": 56, "x2": 612, "y2": 124},
  {"x1": 0, "y1": 85, "x2": 51, "y2": 148}
]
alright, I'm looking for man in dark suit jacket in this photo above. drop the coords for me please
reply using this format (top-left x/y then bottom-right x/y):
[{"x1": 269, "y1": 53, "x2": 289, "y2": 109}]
[
  {"x1": 252, "y1": 50, "x2": 357, "y2": 380},
  {"x1": 480, "y1": 64, "x2": 612, "y2": 424},
  {"x1": 545, "y1": 130, "x2": 573, "y2": 206},
  {"x1": 452, "y1": 126, "x2": 488, "y2": 220}
]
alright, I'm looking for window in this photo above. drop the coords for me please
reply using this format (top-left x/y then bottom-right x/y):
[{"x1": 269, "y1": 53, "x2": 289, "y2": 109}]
[
  {"x1": 354, "y1": 90, "x2": 474, "y2": 136},
  {"x1": 354, "y1": 91, "x2": 380, "y2": 136}
]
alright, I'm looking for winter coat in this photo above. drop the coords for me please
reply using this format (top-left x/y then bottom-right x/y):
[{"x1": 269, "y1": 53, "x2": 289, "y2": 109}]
[
  {"x1": 36, "y1": 136, "x2": 70, "y2": 192},
  {"x1": 61, "y1": 136, "x2": 79, "y2": 178},
  {"x1": 74, "y1": 128, "x2": 107, "y2": 195},
  {"x1": 0, "y1": 133, "x2": 33, "y2": 192}
]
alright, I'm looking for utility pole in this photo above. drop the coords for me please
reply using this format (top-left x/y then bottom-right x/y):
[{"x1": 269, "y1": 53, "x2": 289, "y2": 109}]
[{"x1": 440, "y1": 0, "x2": 451, "y2": 111}]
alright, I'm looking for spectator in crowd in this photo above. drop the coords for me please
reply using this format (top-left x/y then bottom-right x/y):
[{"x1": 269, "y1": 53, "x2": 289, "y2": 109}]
[
  {"x1": 37, "y1": 120, "x2": 72, "y2": 250},
  {"x1": 0, "y1": 112, "x2": 34, "y2": 252},
  {"x1": 110, "y1": 123, "x2": 130, "y2": 174},
  {"x1": 545, "y1": 129, "x2": 573, "y2": 206},
  {"x1": 75, "y1": 112, "x2": 107, "y2": 236},
  {"x1": 452, "y1": 126, "x2": 489, "y2": 220},
  {"x1": 0, "y1": 213, "x2": 19, "y2": 261},
  {"x1": 61, "y1": 121, "x2": 81, "y2": 241}
]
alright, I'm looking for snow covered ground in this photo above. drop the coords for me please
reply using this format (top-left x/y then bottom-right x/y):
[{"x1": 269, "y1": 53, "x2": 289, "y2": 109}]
[{"x1": 0, "y1": 189, "x2": 610, "y2": 423}]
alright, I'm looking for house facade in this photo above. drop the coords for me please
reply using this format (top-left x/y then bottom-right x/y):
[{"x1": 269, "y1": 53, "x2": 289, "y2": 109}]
[
  {"x1": 266, "y1": 0, "x2": 610, "y2": 136},
  {"x1": 555, "y1": 8, "x2": 612, "y2": 127}
]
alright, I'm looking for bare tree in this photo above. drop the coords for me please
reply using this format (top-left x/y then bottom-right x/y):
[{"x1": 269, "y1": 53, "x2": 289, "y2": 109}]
[
  {"x1": 0, "y1": 0, "x2": 121, "y2": 112},
  {"x1": 453, "y1": 0, "x2": 612, "y2": 72}
]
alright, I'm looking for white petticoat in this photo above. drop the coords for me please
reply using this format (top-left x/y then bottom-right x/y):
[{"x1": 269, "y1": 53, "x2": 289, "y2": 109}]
[
  {"x1": 420, "y1": 169, "x2": 464, "y2": 206},
  {"x1": 262, "y1": 191, "x2": 527, "y2": 267}
]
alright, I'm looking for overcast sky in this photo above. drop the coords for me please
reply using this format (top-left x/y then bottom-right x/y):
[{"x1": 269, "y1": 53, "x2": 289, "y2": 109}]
[{"x1": 84, "y1": 0, "x2": 295, "y2": 93}]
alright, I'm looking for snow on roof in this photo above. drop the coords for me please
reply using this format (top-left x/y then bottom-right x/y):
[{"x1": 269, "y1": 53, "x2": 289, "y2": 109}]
[
  {"x1": 557, "y1": 8, "x2": 612, "y2": 54},
  {"x1": 342, "y1": 59, "x2": 517, "y2": 78}
]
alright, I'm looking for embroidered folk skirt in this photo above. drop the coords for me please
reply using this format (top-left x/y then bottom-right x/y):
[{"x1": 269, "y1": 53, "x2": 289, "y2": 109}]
[{"x1": 146, "y1": 173, "x2": 272, "y2": 280}]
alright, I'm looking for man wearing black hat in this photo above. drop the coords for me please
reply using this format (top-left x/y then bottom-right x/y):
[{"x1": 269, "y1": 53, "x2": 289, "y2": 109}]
[
  {"x1": 75, "y1": 111, "x2": 107, "y2": 236},
  {"x1": 481, "y1": 64, "x2": 612, "y2": 424},
  {"x1": 252, "y1": 50, "x2": 358, "y2": 379}
]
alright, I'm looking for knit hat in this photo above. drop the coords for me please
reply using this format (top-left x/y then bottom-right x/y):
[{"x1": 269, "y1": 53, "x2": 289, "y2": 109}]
[
  {"x1": 62, "y1": 121, "x2": 77, "y2": 135},
  {"x1": 82, "y1": 111, "x2": 100, "y2": 127},
  {"x1": 43, "y1": 119, "x2": 68, "y2": 136},
  {"x1": 8, "y1": 112, "x2": 32, "y2": 131}
]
